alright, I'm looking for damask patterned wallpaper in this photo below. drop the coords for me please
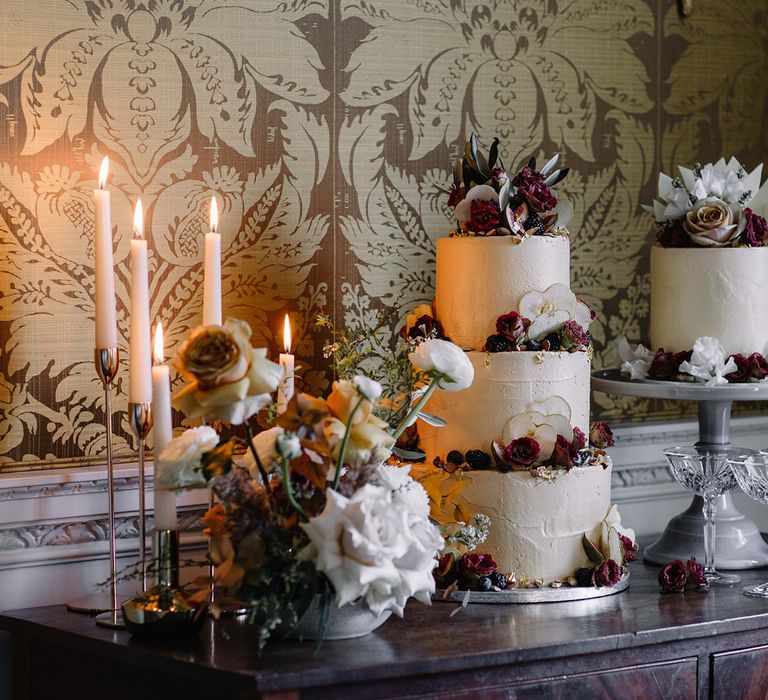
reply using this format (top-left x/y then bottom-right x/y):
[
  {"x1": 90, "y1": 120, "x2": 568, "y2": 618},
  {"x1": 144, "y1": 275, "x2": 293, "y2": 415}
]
[{"x1": 0, "y1": 1, "x2": 765, "y2": 472}]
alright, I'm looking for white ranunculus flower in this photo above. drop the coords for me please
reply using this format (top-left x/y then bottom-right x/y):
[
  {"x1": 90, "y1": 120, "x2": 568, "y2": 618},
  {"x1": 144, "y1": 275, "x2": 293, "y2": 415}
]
[
  {"x1": 157, "y1": 426, "x2": 219, "y2": 489},
  {"x1": 616, "y1": 336, "x2": 654, "y2": 380},
  {"x1": 409, "y1": 338, "x2": 474, "y2": 391},
  {"x1": 374, "y1": 464, "x2": 430, "y2": 519},
  {"x1": 236, "y1": 426, "x2": 284, "y2": 478},
  {"x1": 452, "y1": 184, "x2": 498, "y2": 230},
  {"x1": 276, "y1": 431, "x2": 302, "y2": 460},
  {"x1": 519, "y1": 283, "x2": 585, "y2": 341},
  {"x1": 353, "y1": 375, "x2": 383, "y2": 401},
  {"x1": 679, "y1": 336, "x2": 737, "y2": 387},
  {"x1": 301, "y1": 485, "x2": 442, "y2": 616}
]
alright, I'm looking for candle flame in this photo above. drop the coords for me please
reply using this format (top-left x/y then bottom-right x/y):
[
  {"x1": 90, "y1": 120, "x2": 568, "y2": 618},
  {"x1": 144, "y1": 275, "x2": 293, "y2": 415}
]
[
  {"x1": 98, "y1": 157, "x2": 109, "y2": 189},
  {"x1": 209, "y1": 196, "x2": 218, "y2": 233},
  {"x1": 133, "y1": 199, "x2": 144, "y2": 240},
  {"x1": 283, "y1": 313, "x2": 292, "y2": 353},
  {"x1": 153, "y1": 322, "x2": 164, "y2": 365}
]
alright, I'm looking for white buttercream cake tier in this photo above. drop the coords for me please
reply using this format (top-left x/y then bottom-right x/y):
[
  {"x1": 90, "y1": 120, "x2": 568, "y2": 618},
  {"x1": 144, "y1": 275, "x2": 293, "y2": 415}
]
[
  {"x1": 455, "y1": 466, "x2": 612, "y2": 582},
  {"x1": 435, "y1": 235, "x2": 570, "y2": 351},
  {"x1": 650, "y1": 246, "x2": 768, "y2": 357},
  {"x1": 418, "y1": 350, "x2": 591, "y2": 458}
]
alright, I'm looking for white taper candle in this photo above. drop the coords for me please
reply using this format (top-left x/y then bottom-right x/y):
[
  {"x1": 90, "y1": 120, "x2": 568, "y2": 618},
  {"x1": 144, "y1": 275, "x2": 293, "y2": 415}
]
[
  {"x1": 129, "y1": 199, "x2": 152, "y2": 404},
  {"x1": 93, "y1": 157, "x2": 117, "y2": 348}
]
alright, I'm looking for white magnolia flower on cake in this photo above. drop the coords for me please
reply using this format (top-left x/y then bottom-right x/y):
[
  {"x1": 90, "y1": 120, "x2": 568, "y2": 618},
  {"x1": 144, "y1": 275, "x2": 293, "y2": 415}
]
[
  {"x1": 409, "y1": 338, "x2": 474, "y2": 391},
  {"x1": 300, "y1": 485, "x2": 442, "y2": 616},
  {"x1": 236, "y1": 425, "x2": 284, "y2": 478},
  {"x1": 502, "y1": 404, "x2": 573, "y2": 464},
  {"x1": 452, "y1": 184, "x2": 498, "y2": 230},
  {"x1": 601, "y1": 505, "x2": 636, "y2": 566},
  {"x1": 679, "y1": 336, "x2": 737, "y2": 387},
  {"x1": 157, "y1": 426, "x2": 219, "y2": 489},
  {"x1": 374, "y1": 464, "x2": 430, "y2": 519},
  {"x1": 519, "y1": 283, "x2": 591, "y2": 341},
  {"x1": 616, "y1": 336, "x2": 654, "y2": 380}
]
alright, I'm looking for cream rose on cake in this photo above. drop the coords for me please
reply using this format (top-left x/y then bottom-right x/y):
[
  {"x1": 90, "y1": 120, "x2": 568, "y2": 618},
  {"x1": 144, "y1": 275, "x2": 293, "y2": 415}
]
[{"x1": 683, "y1": 198, "x2": 738, "y2": 247}]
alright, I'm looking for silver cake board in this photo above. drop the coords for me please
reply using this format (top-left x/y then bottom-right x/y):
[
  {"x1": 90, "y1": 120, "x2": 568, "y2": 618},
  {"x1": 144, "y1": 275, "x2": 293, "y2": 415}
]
[{"x1": 434, "y1": 573, "x2": 629, "y2": 604}]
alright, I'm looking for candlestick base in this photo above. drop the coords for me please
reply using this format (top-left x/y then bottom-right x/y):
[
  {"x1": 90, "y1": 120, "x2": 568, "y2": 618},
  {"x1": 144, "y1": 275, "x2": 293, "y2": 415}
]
[{"x1": 95, "y1": 609, "x2": 126, "y2": 630}]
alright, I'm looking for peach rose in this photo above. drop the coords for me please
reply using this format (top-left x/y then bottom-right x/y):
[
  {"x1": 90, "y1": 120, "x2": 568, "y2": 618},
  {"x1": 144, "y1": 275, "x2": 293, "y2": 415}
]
[{"x1": 683, "y1": 198, "x2": 738, "y2": 247}]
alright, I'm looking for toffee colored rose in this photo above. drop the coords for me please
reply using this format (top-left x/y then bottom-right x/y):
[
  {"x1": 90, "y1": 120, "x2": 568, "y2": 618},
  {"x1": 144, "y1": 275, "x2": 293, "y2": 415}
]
[
  {"x1": 468, "y1": 199, "x2": 501, "y2": 232},
  {"x1": 175, "y1": 321, "x2": 250, "y2": 388},
  {"x1": 619, "y1": 534, "x2": 638, "y2": 563},
  {"x1": 725, "y1": 354, "x2": 750, "y2": 383},
  {"x1": 461, "y1": 552, "x2": 497, "y2": 577},
  {"x1": 435, "y1": 552, "x2": 458, "y2": 586},
  {"x1": 552, "y1": 434, "x2": 578, "y2": 469},
  {"x1": 749, "y1": 353, "x2": 768, "y2": 380},
  {"x1": 519, "y1": 181, "x2": 557, "y2": 212},
  {"x1": 648, "y1": 350, "x2": 675, "y2": 380},
  {"x1": 496, "y1": 311, "x2": 527, "y2": 342},
  {"x1": 656, "y1": 220, "x2": 690, "y2": 248},
  {"x1": 742, "y1": 209, "x2": 768, "y2": 247},
  {"x1": 503, "y1": 436, "x2": 541, "y2": 468},
  {"x1": 447, "y1": 184, "x2": 467, "y2": 208},
  {"x1": 658, "y1": 559, "x2": 688, "y2": 592},
  {"x1": 686, "y1": 556, "x2": 706, "y2": 587},
  {"x1": 572, "y1": 427, "x2": 587, "y2": 451},
  {"x1": 589, "y1": 421, "x2": 615, "y2": 448},
  {"x1": 594, "y1": 558, "x2": 622, "y2": 587},
  {"x1": 682, "y1": 198, "x2": 738, "y2": 247},
  {"x1": 562, "y1": 320, "x2": 588, "y2": 347}
]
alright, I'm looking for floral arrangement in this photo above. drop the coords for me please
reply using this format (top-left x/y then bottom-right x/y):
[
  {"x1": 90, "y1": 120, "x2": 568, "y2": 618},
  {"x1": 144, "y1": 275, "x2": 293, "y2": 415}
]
[
  {"x1": 440, "y1": 134, "x2": 571, "y2": 237},
  {"x1": 658, "y1": 557, "x2": 706, "y2": 592},
  {"x1": 618, "y1": 336, "x2": 768, "y2": 387},
  {"x1": 644, "y1": 157, "x2": 768, "y2": 248},
  {"x1": 578, "y1": 506, "x2": 637, "y2": 588},
  {"x1": 158, "y1": 317, "x2": 475, "y2": 648}
]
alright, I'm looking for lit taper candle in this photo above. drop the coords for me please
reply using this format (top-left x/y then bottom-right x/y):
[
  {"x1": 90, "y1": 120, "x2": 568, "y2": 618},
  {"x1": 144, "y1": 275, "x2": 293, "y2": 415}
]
[
  {"x1": 151, "y1": 322, "x2": 178, "y2": 531},
  {"x1": 277, "y1": 314, "x2": 295, "y2": 413},
  {"x1": 129, "y1": 199, "x2": 152, "y2": 404},
  {"x1": 203, "y1": 196, "x2": 222, "y2": 326},
  {"x1": 93, "y1": 157, "x2": 117, "y2": 348}
]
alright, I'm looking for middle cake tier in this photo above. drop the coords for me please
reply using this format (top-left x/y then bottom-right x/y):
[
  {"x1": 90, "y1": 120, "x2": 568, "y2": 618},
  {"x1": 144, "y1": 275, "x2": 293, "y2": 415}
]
[{"x1": 418, "y1": 350, "x2": 591, "y2": 458}]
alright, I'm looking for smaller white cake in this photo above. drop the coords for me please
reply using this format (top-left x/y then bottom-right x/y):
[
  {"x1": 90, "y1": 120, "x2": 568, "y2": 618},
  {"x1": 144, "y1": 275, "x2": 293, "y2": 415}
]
[
  {"x1": 456, "y1": 467, "x2": 612, "y2": 582},
  {"x1": 435, "y1": 235, "x2": 570, "y2": 351},
  {"x1": 418, "y1": 351, "x2": 591, "y2": 458},
  {"x1": 650, "y1": 246, "x2": 768, "y2": 356}
]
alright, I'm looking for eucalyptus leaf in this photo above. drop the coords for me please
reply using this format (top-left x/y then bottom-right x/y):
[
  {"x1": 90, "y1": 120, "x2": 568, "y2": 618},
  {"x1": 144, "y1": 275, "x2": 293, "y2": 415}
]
[
  {"x1": 544, "y1": 167, "x2": 570, "y2": 187},
  {"x1": 582, "y1": 533, "x2": 605, "y2": 565},
  {"x1": 393, "y1": 446, "x2": 427, "y2": 461},
  {"x1": 488, "y1": 137, "x2": 500, "y2": 170},
  {"x1": 453, "y1": 157, "x2": 462, "y2": 187},
  {"x1": 499, "y1": 178, "x2": 511, "y2": 211},
  {"x1": 315, "y1": 577, "x2": 334, "y2": 654},
  {"x1": 470, "y1": 133, "x2": 480, "y2": 165},
  {"x1": 528, "y1": 155, "x2": 536, "y2": 170},
  {"x1": 540, "y1": 153, "x2": 559, "y2": 176},
  {"x1": 417, "y1": 411, "x2": 447, "y2": 427}
]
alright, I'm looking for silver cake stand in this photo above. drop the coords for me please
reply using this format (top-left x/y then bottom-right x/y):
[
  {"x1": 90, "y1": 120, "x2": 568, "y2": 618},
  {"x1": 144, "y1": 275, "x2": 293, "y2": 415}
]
[{"x1": 592, "y1": 369, "x2": 768, "y2": 568}]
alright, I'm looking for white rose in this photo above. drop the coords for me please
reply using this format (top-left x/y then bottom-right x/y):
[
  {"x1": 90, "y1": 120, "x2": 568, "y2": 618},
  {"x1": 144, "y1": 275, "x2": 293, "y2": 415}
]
[
  {"x1": 157, "y1": 426, "x2": 219, "y2": 489},
  {"x1": 236, "y1": 426, "x2": 284, "y2": 478},
  {"x1": 353, "y1": 375, "x2": 383, "y2": 401},
  {"x1": 374, "y1": 464, "x2": 430, "y2": 519},
  {"x1": 409, "y1": 338, "x2": 474, "y2": 391},
  {"x1": 301, "y1": 485, "x2": 442, "y2": 616}
]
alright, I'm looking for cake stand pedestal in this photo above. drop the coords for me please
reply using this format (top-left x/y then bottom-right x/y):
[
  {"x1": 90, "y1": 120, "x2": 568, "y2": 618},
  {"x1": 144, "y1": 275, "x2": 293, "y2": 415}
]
[{"x1": 592, "y1": 370, "x2": 768, "y2": 569}]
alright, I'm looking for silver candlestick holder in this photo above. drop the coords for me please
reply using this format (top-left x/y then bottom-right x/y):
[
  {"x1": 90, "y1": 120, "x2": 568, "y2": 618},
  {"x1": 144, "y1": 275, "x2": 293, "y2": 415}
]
[
  {"x1": 96, "y1": 400, "x2": 152, "y2": 629},
  {"x1": 68, "y1": 348, "x2": 121, "y2": 618}
]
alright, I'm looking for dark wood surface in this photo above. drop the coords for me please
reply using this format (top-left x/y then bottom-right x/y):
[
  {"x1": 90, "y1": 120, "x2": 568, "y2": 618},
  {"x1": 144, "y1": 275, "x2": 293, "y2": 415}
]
[{"x1": 5, "y1": 556, "x2": 768, "y2": 699}]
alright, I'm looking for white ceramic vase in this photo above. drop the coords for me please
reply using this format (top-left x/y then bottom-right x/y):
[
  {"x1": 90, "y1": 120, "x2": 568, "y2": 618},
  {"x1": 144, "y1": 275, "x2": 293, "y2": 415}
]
[{"x1": 289, "y1": 597, "x2": 392, "y2": 641}]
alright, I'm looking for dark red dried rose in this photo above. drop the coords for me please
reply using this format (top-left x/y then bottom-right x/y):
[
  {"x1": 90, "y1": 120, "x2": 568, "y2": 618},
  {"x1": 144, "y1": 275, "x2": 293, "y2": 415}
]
[
  {"x1": 619, "y1": 534, "x2": 637, "y2": 563},
  {"x1": 671, "y1": 350, "x2": 692, "y2": 371},
  {"x1": 496, "y1": 311, "x2": 528, "y2": 342},
  {"x1": 725, "y1": 353, "x2": 750, "y2": 383},
  {"x1": 562, "y1": 320, "x2": 589, "y2": 347},
  {"x1": 552, "y1": 434, "x2": 578, "y2": 469},
  {"x1": 589, "y1": 421, "x2": 615, "y2": 448},
  {"x1": 511, "y1": 165, "x2": 545, "y2": 188},
  {"x1": 468, "y1": 199, "x2": 501, "y2": 232},
  {"x1": 519, "y1": 181, "x2": 557, "y2": 212},
  {"x1": 406, "y1": 314, "x2": 445, "y2": 342},
  {"x1": 656, "y1": 220, "x2": 690, "y2": 248},
  {"x1": 503, "y1": 436, "x2": 541, "y2": 468},
  {"x1": 742, "y1": 209, "x2": 768, "y2": 247},
  {"x1": 461, "y1": 552, "x2": 497, "y2": 577},
  {"x1": 649, "y1": 350, "x2": 675, "y2": 380},
  {"x1": 658, "y1": 560, "x2": 688, "y2": 592},
  {"x1": 572, "y1": 427, "x2": 587, "y2": 451},
  {"x1": 686, "y1": 556, "x2": 706, "y2": 587},
  {"x1": 748, "y1": 353, "x2": 768, "y2": 380},
  {"x1": 447, "y1": 184, "x2": 467, "y2": 209},
  {"x1": 594, "y1": 558, "x2": 622, "y2": 587}
]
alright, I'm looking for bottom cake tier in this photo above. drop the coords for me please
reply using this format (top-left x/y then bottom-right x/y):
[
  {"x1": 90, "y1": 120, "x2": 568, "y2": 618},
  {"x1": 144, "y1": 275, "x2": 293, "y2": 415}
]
[{"x1": 456, "y1": 466, "x2": 612, "y2": 583}]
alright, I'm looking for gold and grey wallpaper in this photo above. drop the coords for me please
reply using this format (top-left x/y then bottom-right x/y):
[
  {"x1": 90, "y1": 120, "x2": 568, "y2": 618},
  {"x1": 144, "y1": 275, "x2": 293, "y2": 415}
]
[{"x1": 0, "y1": 1, "x2": 765, "y2": 471}]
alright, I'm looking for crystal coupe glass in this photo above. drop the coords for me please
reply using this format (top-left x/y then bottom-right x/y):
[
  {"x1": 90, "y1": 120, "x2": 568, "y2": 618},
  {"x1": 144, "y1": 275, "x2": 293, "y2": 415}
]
[
  {"x1": 727, "y1": 451, "x2": 768, "y2": 597},
  {"x1": 663, "y1": 446, "x2": 756, "y2": 586}
]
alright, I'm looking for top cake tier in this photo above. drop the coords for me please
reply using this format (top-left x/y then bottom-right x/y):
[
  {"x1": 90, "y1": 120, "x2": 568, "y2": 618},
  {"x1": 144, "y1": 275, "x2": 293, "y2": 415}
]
[{"x1": 435, "y1": 235, "x2": 571, "y2": 351}]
